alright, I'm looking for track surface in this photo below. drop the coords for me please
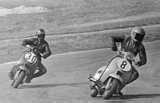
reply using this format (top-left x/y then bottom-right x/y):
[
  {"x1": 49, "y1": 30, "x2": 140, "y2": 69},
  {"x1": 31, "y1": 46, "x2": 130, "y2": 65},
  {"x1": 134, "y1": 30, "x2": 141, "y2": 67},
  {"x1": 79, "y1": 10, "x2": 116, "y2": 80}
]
[{"x1": 0, "y1": 41, "x2": 160, "y2": 103}]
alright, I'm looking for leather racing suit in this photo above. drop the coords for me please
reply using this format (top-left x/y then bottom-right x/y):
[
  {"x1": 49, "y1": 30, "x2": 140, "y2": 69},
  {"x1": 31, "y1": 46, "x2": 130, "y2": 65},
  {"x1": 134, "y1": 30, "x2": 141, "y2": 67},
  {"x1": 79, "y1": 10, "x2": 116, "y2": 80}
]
[
  {"x1": 111, "y1": 35, "x2": 147, "y2": 84},
  {"x1": 9, "y1": 38, "x2": 51, "y2": 80},
  {"x1": 22, "y1": 38, "x2": 52, "y2": 79}
]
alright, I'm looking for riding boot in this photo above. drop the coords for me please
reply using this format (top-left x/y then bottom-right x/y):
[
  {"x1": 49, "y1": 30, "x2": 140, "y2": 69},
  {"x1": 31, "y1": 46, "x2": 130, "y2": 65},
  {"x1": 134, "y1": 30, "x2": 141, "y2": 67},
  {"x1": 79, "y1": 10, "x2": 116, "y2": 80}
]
[
  {"x1": 114, "y1": 83, "x2": 125, "y2": 96},
  {"x1": 25, "y1": 75, "x2": 33, "y2": 83},
  {"x1": 32, "y1": 63, "x2": 47, "y2": 79}
]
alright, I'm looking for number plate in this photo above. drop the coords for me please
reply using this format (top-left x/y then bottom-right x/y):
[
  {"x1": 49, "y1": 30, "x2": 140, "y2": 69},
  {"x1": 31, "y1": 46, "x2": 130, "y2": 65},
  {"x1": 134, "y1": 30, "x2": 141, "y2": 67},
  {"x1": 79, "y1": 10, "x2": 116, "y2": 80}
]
[
  {"x1": 118, "y1": 58, "x2": 131, "y2": 71},
  {"x1": 25, "y1": 52, "x2": 38, "y2": 64}
]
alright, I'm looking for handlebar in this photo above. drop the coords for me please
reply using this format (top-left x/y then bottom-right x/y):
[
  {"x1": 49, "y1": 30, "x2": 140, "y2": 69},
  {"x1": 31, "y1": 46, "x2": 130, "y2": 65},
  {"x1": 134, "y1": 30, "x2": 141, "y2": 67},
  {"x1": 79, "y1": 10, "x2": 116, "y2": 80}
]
[
  {"x1": 25, "y1": 45, "x2": 39, "y2": 54},
  {"x1": 118, "y1": 51, "x2": 135, "y2": 62}
]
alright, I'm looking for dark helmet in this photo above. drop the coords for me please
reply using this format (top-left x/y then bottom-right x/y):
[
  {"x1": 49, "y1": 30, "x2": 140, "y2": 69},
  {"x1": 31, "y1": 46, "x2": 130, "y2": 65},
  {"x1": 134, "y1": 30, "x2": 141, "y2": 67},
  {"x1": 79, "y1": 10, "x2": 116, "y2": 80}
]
[
  {"x1": 131, "y1": 27, "x2": 146, "y2": 42},
  {"x1": 36, "y1": 29, "x2": 45, "y2": 40}
]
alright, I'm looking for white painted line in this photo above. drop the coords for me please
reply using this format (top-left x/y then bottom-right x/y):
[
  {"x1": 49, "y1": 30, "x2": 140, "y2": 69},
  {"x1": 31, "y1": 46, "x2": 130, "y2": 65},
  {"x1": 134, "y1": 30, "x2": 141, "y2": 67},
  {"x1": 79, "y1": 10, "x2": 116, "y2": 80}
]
[
  {"x1": 0, "y1": 48, "x2": 108, "y2": 66},
  {"x1": 0, "y1": 61, "x2": 18, "y2": 66}
]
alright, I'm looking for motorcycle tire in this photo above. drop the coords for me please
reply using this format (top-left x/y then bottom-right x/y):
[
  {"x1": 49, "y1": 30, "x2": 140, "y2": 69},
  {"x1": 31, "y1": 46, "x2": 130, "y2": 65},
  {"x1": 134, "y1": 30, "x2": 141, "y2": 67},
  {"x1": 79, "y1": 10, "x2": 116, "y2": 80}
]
[
  {"x1": 103, "y1": 78, "x2": 119, "y2": 99},
  {"x1": 12, "y1": 71, "x2": 25, "y2": 88},
  {"x1": 90, "y1": 87, "x2": 98, "y2": 97}
]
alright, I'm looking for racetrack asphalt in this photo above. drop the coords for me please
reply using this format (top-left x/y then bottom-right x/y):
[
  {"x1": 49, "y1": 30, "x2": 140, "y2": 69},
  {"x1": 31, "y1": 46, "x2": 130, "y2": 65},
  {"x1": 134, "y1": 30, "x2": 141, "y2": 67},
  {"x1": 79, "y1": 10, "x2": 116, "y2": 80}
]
[{"x1": 0, "y1": 41, "x2": 160, "y2": 103}]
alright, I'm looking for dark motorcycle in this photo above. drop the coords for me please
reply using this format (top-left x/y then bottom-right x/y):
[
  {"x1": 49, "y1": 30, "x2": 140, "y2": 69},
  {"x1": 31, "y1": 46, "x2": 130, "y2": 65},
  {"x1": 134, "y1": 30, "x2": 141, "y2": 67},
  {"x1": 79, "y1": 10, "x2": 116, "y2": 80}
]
[{"x1": 11, "y1": 45, "x2": 40, "y2": 88}]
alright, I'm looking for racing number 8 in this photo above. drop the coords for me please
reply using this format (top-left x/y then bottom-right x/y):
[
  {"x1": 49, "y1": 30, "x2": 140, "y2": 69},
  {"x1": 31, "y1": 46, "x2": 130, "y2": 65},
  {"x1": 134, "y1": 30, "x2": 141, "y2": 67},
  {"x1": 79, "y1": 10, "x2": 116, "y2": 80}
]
[{"x1": 120, "y1": 61, "x2": 127, "y2": 69}]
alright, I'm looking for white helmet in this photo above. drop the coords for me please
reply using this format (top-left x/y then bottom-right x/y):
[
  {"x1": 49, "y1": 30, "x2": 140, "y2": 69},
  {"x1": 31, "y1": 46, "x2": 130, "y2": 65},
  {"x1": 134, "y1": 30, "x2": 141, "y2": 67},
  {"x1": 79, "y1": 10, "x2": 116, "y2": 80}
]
[{"x1": 131, "y1": 27, "x2": 146, "y2": 42}]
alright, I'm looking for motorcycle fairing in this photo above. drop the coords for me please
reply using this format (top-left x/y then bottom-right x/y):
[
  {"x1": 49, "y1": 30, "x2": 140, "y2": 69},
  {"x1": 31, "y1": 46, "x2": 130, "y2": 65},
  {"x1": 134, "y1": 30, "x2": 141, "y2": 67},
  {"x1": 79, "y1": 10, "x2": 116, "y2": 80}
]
[
  {"x1": 95, "y1": 56, "x2": 132, "y2": 84},
  {"x1": 94, "y1": 66, "x2": 106, "y2": 80}
]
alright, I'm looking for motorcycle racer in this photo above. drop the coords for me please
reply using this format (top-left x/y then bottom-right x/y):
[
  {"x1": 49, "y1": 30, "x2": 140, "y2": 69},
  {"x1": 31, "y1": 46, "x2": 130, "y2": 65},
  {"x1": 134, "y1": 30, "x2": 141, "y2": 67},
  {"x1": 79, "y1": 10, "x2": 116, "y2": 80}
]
[
  {"x1": 111, "y1": 27, "x2": 147, "y2": 95},
  {"x1": 9, "y1": 29, "x2": 52, "y2": 83}
]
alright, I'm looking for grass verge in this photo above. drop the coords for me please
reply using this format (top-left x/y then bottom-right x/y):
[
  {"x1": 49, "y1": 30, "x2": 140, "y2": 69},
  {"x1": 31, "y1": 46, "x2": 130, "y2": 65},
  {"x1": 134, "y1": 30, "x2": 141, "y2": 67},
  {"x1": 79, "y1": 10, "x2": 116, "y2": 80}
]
[{"x1": 0, "y1": 24, "x2": 160, "y2": 63}]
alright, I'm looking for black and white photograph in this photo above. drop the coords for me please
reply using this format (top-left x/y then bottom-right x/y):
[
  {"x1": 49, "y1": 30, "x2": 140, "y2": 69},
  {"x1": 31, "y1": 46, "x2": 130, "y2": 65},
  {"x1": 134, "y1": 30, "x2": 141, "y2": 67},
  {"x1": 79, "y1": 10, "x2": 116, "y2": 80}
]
[{"x1": 0, "y1": 0, "x2": 160, "y2": 103}]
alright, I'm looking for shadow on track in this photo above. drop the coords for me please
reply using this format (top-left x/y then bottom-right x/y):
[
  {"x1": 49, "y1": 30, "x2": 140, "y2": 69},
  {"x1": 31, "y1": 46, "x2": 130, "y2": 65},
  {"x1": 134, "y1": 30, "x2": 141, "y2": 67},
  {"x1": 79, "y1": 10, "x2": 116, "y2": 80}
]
[
  {"x1": 121, "y1": 93, "x2": 160, "y2": 99},
  {"x1": 93, "y1": 93, "x2": 160, "y2": 101},
  {"x1": 21, "y1": 82, "x2": 88, "y2": 89}
]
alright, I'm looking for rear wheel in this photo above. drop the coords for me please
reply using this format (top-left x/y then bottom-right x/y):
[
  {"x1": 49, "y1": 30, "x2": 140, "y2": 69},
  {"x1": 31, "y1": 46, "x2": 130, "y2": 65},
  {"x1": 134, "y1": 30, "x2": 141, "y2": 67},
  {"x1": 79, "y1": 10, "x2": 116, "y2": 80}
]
[
  {"x1": 90, "y1": 87, "x2": 98, "y2": 97},
  {"x1": 103, "y1": 78, "x2": 119, "y2": 99},
  {"x1": 12, "y1": 71, "x2": 25, "y2": 88}
]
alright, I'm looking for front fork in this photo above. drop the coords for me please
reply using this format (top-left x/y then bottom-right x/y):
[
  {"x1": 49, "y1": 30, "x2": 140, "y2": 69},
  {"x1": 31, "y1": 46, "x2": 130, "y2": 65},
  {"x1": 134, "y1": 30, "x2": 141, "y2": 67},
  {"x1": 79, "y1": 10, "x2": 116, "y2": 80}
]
[
  {"x1": 88, "y1": 76, "x2": 105, "y2": 95},
  {"x1": 102, "y1": 77, "x2": 122, "y2": 95},
  {"x1": 105, "y1": 78, "x2": 112, "y2": 90},
  {"x1": 16, "y1": 65, "x2": 32, "y2": 82}
]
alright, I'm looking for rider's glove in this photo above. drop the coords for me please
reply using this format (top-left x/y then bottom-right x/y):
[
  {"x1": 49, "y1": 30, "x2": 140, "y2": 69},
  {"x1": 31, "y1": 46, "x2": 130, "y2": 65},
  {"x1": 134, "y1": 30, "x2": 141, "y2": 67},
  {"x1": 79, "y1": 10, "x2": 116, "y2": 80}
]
[
  {"x1": 112, "y1": 46, "x2": 117, "y2": 51},
  {"x1": 41, "y1": 54, "x2": 48, "y2": 59}
]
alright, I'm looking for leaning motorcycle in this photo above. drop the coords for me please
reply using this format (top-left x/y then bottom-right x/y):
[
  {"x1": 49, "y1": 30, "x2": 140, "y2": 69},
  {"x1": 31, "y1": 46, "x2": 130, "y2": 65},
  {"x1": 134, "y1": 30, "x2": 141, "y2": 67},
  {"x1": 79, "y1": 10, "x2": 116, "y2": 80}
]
[
  {"x1": 88, "y1": 51, "x2": 135, "y2": 99},
  {"x1": 11, "y1": 45, "x2": 40, "y2": 88}
]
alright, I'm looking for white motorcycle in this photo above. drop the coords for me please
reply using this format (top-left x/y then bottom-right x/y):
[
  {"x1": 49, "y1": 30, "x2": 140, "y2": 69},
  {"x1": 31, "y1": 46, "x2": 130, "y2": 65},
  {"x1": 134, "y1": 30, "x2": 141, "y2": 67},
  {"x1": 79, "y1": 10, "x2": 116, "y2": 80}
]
[{"x1": 88, "y1": 51, "x2": 136, "y2": 99}]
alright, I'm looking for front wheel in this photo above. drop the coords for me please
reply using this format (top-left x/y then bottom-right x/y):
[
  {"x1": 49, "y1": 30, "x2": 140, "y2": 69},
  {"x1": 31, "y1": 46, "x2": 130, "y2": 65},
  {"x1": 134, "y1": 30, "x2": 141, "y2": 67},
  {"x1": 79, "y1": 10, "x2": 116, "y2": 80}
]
[
  {"x1": 90, "y1": 87, "x2": 98, "y2": 97},
  {"x1": 103, "y1": 78, "x2": 119, "y2": 99},
  {"x1": 11, "y1": 70, "x2": 25, "y2": 88}
]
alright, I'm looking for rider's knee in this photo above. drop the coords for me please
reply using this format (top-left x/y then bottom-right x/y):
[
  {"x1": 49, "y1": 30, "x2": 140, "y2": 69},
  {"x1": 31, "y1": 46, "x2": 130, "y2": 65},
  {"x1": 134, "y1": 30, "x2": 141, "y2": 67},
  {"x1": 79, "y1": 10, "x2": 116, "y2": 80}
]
[
  {"x1": 11, "y1": 65, "x2": 18, "y2": 74},
  {"x1": 40, "y1": 65, "x2": 47, "y2": 74},
  {"x1": 134, "y1": 70, "x2": 139, "y2": 80},
  {"x1": 8, "y1": 71, "x2": 14, "y2": 80},
  {"x1": 42, "y1": 67, "x2": 47, "y2": 74}
]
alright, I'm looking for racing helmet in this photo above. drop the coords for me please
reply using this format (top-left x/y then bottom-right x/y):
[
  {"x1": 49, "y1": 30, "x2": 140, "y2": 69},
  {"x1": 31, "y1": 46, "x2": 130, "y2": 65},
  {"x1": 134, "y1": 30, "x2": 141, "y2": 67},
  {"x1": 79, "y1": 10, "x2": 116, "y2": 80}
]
[
  {"x1": 36, "y1": 28, "x2": 45, "y2": 40},
  {"x1": 131, "y1": 27, "x2": 146, "y2": 42}
]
